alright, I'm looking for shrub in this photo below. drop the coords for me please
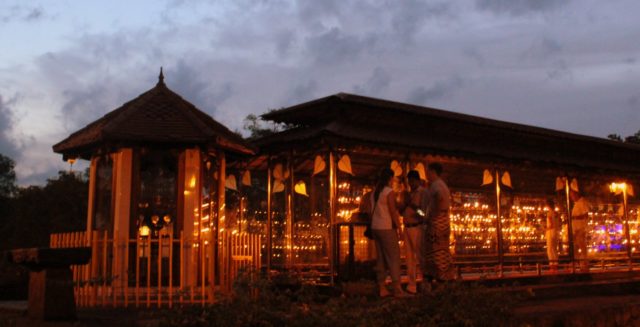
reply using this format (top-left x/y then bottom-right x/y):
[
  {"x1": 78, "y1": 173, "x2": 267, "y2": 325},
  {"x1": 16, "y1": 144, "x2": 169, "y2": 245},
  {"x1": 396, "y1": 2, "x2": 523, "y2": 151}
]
[{"x1": 152, "y1": 272, "x2": 518, "y2": 327}]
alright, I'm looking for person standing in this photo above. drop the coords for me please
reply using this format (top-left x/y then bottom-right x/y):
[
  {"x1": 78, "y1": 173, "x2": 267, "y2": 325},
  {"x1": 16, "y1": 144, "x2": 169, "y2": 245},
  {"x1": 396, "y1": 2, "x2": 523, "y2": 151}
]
[
  {"x1": 570, "y1": 190, "x2": 590, "y2": 272},
  {"x1": 402, "y1": 170, "x2": 430, "y2": 294},
  {"x1": 425, "y1": 162, "x2": 454, "y2": 284},
  {"x1": 545, "y1": 198, "x2": 560, "y2": 272},
  {"x1": 371, "y1": 168, "x2": 409, "y2": 298}
]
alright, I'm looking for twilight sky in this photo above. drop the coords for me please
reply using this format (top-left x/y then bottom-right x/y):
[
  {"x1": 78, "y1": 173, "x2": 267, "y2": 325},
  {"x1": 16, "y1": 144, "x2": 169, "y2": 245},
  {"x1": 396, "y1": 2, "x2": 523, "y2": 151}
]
[{"x1": 1, "y1": 0, "x2": 639, "y2": 185}]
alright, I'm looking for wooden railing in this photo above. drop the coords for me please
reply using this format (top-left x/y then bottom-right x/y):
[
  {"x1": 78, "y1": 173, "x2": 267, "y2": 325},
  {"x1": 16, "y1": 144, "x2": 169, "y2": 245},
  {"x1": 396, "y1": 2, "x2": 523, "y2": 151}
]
[{"x1": 50, "y1": 230, "x2": 261, "y2": 307}]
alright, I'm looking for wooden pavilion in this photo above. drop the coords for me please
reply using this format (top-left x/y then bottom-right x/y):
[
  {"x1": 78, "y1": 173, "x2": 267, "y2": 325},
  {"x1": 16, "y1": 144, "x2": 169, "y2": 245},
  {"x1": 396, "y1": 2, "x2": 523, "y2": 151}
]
[
  {"x1": 48, "y1": 81, "x2": 640, "y2": 305},
  {"x1": 52, "y1": 70, "x2": 257, "y2": 306},
  {"x1": 249, "y1": 92, "x2": 640, "y2": 281}
]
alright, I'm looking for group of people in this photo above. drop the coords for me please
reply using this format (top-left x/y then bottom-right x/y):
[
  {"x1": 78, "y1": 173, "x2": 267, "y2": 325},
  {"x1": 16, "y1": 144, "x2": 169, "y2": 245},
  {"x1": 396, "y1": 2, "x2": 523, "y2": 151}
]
[
  {"x1": 545, "y1": 190, "x2": 590, "y2": 273},
  {"x1": 361, "y1": 163, "x2": 453, "y2": 298},
  {"x1": 362, "y1": 162, "x2": 593, "y2": 298},
  {"x1": 545, "y1": 190, "x2": 589, "y2": 272}
]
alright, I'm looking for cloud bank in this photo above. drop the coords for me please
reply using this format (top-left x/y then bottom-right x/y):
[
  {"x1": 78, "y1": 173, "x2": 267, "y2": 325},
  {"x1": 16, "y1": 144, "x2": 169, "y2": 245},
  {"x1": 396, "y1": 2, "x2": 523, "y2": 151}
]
[{"x1": 0, "y1": 0, "x2": 639, "y2": 184}]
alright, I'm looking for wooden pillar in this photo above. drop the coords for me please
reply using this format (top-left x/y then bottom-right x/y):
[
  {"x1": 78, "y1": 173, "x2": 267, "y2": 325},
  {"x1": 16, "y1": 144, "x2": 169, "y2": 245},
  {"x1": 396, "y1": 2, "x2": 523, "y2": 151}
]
[
  {"x1": 564, "y1": 177, "x2": 575, "y2": 271},
  {"x1": 623, "y1": 187, "x2": 632, "y2": 266},
  {"x1": 86, "y1": 157, "x2": 98, "y2": 286},
  {"x1": 112, "y1": 149, "x2": 133, "y2": 289},
  {"x1": 216, "y1": 151, "x2": 226, "y2": 295},
  {"x1": 328, "y1": 151, "x2": 337, "y2": 285},
  {"x1": 182, "y1": 149, "x2": 201, "y2": 288},
  {"x1": 494, "y1": 169, "x2": 504, "y2": 276},
  {"x1": 287, "y1": 152, "x2": 295, "y2": 268},
  {"x1": 266, "y1": 157, "x2": 273, "y2": 273},
  {"x1": 85, "y1": 157, "x2": 98, "y2": 244}
]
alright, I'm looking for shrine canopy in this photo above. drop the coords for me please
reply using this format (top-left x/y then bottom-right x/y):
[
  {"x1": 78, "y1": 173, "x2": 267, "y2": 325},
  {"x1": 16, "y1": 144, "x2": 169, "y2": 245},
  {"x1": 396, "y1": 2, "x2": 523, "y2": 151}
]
[
  {"x1": 53, "y1": 71, "x2": 253, "y2": 160},
  {"x1": 255, "y1": 93, "x2": 640, "y2": 194}
]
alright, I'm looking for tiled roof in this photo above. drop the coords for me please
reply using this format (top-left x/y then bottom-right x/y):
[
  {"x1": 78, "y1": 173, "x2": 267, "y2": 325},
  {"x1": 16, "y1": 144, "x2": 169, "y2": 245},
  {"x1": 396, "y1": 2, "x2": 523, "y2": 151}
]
[
  {"x1": 53, "y1": 74, "x2": 253, "y2": 158},
  {"x1": 257, "y1": 93, "x2": 640, "y2": 175}
]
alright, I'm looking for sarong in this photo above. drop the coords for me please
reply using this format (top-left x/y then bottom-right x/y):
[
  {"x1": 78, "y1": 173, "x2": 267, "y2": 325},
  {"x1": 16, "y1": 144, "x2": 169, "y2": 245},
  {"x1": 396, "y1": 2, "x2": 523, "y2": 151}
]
[{"x1": 425, "y1": 213, "x2": 454, "y2": 281}]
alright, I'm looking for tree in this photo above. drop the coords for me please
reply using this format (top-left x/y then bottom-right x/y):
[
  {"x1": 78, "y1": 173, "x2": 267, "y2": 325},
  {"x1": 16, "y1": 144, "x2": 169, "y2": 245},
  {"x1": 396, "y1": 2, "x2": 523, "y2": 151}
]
[
  {"x1": 607, "y1": 130, "x2": 640, "y2": 144},
  {"x1": 607, "y1": 134, "x2": 622, "y2": 142},
  {"x1": 0, "y1": 153, "x2": 16, "y2": 198},
  {"x1": 2, "y1": 171, "x2": 87, "y2": 249},
  {"x1": 0, "y1": 154, "x2": 16, "y2": 249},
  {"x1": 242, "y1": 111, "x2": 296, "y2": 141},
  {"x1": 625, "y1": 130, "x2": 640, "y2": 144},
  {"x1": 243, "y1": 114, "x2": 277, "y2": 140}
]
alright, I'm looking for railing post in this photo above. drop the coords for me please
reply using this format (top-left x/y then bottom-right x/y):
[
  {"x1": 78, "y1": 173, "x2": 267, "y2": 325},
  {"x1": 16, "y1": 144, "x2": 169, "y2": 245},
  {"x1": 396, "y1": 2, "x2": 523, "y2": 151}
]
[{"x1": 348, "y1": 223, "x2": 355, "y2": 280}]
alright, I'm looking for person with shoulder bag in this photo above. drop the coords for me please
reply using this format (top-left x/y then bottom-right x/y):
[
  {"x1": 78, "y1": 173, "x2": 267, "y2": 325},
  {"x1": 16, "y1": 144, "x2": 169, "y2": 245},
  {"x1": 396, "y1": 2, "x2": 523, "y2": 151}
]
[
  {"x1": 358, "y1": 190, "x2": 375, "y2": 239},
  {"x1": 371, "y1": 168, "x2": 410, "y2": 298}
]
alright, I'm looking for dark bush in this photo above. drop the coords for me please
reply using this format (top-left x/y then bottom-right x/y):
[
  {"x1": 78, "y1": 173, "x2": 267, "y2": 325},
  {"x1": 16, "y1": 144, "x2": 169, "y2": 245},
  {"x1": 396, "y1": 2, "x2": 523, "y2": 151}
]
[{"x1": 150, "y1": 271, "x2": 518, "y2": 327}]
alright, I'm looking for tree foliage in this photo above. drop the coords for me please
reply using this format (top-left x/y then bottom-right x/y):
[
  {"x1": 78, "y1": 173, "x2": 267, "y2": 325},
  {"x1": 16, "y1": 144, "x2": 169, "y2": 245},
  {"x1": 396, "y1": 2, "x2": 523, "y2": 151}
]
[
  {"x1": 242, "y1": 111, "x2": 296, "y2": 141},
  {"x1": 0, "y1": 153, "x2": 16, "y2": 198},
  {"x1": 608, "y1": 130, "x2": 640, "y2": 144},
  {"x1": 0, "y1": 170, "x2": 88, "y2": 249},
  {"x1": 607, "y1": 134, "x2": 623, "y2": 142}
]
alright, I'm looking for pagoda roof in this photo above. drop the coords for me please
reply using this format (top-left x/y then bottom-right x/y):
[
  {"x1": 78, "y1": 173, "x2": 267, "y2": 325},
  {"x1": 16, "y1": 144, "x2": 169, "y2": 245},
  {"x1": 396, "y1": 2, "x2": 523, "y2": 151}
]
[{"x1": 53, "y1": 71, "x2": 253, "y2": 159}]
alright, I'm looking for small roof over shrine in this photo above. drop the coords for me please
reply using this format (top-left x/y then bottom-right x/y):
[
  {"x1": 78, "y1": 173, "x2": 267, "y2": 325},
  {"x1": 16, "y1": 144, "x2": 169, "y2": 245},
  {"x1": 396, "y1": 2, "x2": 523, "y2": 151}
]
[{"x1": 53, "y1": 69, "x2": 253, "y2": 160}]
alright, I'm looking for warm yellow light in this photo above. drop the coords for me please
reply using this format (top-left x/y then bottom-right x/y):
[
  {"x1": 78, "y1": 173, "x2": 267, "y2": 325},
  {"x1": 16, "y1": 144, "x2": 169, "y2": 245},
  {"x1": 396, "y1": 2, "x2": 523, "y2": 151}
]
[
  {"x1": 139, "y1": 225, "x2": 150, "y2": 237},
  {"x1": 610, "y1": 182, "x2": 627, "y2": 193}
]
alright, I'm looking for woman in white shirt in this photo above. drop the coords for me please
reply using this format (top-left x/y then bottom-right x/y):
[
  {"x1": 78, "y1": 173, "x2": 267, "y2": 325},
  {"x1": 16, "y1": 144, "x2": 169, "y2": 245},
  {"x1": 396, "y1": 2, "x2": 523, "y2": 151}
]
[{"x1": 371, "y1": 168, "x2": 408, "y2": 298}]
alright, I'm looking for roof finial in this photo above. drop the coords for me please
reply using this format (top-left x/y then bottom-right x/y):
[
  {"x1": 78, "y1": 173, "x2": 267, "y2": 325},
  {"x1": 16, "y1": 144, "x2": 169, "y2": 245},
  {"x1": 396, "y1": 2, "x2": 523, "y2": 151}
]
[{"x1": 158, "y1": 66, "x2": 165, "y2": 85}]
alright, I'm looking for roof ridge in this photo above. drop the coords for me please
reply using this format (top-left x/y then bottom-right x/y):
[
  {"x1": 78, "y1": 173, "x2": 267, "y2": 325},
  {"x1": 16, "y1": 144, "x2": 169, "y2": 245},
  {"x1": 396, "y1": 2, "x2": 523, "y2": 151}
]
[{"x1": 266, "y1": 92, "x2": 640, "y2": 151}]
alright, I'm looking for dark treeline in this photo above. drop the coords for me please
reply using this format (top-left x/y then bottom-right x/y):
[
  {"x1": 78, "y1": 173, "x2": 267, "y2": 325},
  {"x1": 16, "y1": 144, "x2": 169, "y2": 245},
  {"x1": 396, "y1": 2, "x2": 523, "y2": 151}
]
[
  {"x1": 0, "y1": 153, "x2": 87, "y2": 300},
  {"x1": 0, "y1": 153, "x2": 87, "y2": 250},
  {"x1": 608, "y1": 130, "x2": 640, "y2": 144}
]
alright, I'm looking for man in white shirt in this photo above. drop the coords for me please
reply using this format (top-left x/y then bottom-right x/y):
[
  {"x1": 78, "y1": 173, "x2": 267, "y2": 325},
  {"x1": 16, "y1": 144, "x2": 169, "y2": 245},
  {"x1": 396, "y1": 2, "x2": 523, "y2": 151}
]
[
  {"x1": 570, "y1": 190, "x2": 590, "y2": 272},
  {"x1": 402, "y1": 170, "x2": 430, "y2": 293}
]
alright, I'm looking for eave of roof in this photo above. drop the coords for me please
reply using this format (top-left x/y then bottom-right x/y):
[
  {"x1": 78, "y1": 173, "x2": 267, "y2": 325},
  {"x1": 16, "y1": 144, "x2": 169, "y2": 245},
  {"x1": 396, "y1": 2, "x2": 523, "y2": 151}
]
[
  {"x1": 53, "y1": 76, "x2": 254, "y2": 158},
  {"x1": 257, "y1": 93, "x2": 640, "y2": 175},
  {"x1": 262, "y1": 92, "x2": 640, "y2": 152}
]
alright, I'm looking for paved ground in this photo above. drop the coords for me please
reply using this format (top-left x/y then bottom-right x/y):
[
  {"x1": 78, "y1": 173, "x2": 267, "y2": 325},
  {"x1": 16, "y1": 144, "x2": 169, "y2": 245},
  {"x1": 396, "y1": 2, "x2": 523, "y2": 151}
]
[
  {"x1": 0, "y1": 304, "x2": 154, "y2": 327},
  {"x1": 2, "y1": 294, "x2": 640, "y2": 326}
]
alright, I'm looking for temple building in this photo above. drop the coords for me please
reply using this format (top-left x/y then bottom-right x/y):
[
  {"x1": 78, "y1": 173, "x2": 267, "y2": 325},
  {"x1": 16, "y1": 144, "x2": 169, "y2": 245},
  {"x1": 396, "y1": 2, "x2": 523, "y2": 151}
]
[
  {"x1": 53, "y1": 70, "x2": 254, "y2": 304},
  {"x1": 248, "y1": 92, "x2": 640, "y2": 280},
  {"x1": 52, "y1": 78, "x2": 640, "y2": 306}
]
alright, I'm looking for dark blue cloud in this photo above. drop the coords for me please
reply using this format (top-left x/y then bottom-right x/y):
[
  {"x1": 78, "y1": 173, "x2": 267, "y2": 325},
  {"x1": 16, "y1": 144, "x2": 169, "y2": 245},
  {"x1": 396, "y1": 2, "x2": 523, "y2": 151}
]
[{"x1": 476, "y1": 0, "x2": 568, "y2": 16}]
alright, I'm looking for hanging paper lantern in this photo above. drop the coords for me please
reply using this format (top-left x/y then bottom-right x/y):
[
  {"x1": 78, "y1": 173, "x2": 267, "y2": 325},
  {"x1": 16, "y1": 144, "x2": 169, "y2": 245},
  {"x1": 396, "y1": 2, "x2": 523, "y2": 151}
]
[
  {"x1": 242, "y1": 170, "x2": 251, "y2": 186},
  {"x1": 294, "y1": 181, "x2": 309, "y2": 196},
  {"x1": 555, "y1": 177, "x2": 565, "y2": 192},
  {"x1": 501, "y1": 171, "x2": 512, "y2": 188},
  {"x1": 570, "y1": 178, "x2": 579, "y2": 192},
  {"x1": 338, "y1": 155, "x2": 354, "y2": 175},
  {"x1": 390, "y1": 160, "x2": 402, "y2": 177},
  {"x1": 313, "y1": 155, "x2": 326, "y2": 176},
  {"x1": 482, "y1": 169, "x2": 493, "y2": 186},
  {"x1": 225, "y1": 174, "x2": 237, "y2": 191},
  {"x1": 272, "y1": 180, "x2": 285, "y2": 193},
  {"x1": 273, "y1": 163, "x2": 284, "y2": 180},
  {"x1": 414, "y1": 162, "x2": 427, "y2": 181}
]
